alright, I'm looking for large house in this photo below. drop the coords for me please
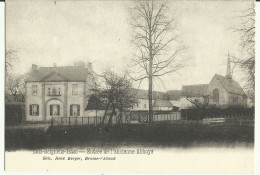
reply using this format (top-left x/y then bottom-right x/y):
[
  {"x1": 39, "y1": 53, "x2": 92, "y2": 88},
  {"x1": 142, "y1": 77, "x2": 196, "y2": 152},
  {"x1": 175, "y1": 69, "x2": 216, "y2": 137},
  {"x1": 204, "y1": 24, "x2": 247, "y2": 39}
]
[{"x1": 25, "y1": 63, "x2": 95, "y2": 122}]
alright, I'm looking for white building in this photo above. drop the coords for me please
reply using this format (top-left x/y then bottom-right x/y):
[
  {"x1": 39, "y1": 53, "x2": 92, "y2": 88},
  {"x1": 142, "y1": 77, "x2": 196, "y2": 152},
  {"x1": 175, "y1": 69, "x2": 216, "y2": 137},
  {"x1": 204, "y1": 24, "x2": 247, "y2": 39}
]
[{"x1": 25, "y1": 63, "x2": 95, "y2": 122}]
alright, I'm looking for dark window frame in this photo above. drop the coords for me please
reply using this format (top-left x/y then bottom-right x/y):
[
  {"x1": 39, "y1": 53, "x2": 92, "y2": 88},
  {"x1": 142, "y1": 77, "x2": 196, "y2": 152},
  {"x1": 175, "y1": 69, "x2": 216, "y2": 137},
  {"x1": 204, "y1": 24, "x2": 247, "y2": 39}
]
[{"x1": 29, "y1": 104, "x2": 39, "y2": 116}]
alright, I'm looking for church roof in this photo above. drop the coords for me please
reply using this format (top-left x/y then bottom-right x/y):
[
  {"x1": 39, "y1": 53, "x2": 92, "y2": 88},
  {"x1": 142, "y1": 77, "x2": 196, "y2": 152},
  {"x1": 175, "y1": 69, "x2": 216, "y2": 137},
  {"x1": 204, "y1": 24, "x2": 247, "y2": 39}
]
[
  {"x1": 26, "y1": 66, "x2": 89, "y2": 82},
  {"x1": 181, "y1": 84, "x2": 209, "y2": 97},
  {"x1": 212, "y1": 74, "x2": 246, "y2": 96}
]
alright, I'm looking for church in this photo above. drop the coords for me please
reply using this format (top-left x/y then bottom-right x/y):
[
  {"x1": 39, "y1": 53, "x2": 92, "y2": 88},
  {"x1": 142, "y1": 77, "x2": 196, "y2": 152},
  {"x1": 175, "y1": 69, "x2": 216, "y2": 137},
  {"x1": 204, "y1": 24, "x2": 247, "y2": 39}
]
[{"x1": 174, "y1": 56, "x2": 248, "y2": 109}]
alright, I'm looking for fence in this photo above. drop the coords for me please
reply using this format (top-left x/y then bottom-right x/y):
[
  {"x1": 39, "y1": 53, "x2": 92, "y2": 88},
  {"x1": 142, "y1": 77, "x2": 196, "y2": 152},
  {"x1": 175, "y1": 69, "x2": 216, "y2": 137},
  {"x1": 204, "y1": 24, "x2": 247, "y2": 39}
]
[
  {"x1": 153, "y1": 112, "x2": 181, "y2": 122},
  {"x1": 52, "y1": 116, "x2": 103, "y2": 126},
  {"x1": 129, "y1": 110, "x2": 181, "y2": 123},
  {"x1": 181, "y1": 107, "x2": 254, "y2": 120}
]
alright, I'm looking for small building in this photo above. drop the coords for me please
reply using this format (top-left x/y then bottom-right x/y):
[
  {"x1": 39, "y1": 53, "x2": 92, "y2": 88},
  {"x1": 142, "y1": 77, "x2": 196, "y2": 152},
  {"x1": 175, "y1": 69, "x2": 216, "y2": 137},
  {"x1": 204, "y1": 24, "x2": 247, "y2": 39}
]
[
  {"x1": 153, "y1": 99, "x2": 174, "y2": 111},
  {"x1": 180, "y1": 84, "x2": 209, "y2": 109},
  {"x1": 130, "y1": 88, "x2": 174, "y2": 111}
]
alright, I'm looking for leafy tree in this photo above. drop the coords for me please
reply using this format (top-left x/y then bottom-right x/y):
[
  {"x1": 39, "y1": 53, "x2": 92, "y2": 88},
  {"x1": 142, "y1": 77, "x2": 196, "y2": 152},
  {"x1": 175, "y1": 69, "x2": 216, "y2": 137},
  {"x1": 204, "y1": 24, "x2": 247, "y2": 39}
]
[{"x1": 93, "y1": 69, "x2": 137, "y2": 125}]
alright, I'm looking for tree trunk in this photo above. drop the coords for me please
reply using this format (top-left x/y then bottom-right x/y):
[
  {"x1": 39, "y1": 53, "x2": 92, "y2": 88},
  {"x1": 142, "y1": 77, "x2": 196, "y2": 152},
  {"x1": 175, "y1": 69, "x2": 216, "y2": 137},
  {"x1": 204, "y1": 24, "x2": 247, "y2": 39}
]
[
  {"x1": 108, "y1": 107, "x2": 115, "y2": 125},
  {"x1": 102, "y1": 102, "x2": 110, "y2": 125},
  {"x1": 148, "y1": 23, "x2": 153, "y2": 123}
]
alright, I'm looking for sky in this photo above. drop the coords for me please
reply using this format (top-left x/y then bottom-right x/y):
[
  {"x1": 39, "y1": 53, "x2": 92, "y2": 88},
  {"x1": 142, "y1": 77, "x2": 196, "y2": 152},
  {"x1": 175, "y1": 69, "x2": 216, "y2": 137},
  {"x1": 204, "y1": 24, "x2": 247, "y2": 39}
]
[{"x1": 6, "y1": 0, "x2": 253, "y2": 92}]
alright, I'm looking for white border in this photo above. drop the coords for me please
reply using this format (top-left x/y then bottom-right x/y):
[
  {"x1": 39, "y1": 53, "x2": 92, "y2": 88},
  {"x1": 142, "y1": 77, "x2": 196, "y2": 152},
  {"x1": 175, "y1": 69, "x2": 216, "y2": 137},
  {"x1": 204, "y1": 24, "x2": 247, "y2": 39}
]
[{"x1": 0, "y1": 1, "x2": 259, "y2": 175}]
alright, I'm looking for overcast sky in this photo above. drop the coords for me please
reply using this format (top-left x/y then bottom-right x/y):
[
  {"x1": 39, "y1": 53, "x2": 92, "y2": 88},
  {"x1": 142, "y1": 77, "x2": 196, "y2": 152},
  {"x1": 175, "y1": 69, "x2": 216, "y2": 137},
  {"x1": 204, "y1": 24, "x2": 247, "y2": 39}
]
[{"x1": 6, "y1": 0, "x2": 253, "y2": 91}]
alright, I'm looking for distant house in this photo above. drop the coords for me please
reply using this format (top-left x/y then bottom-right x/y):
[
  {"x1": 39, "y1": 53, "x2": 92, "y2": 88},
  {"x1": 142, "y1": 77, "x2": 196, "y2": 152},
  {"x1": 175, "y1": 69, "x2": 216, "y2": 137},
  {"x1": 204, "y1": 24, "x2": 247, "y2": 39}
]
[
  {"x1": 130, "y1": 88, "x2": 175, "y2": 111},
  {"x1": 165, "y1": 90, "x2": 182, "y2": 109},
  {"x1": 180, "y1": 84, "x2": 209, "y2": 109},
  {"x1": 85, "y1": 94, "x2": 106, "y2": 117},
  {"x1": 25, "y1": 63, "x2": 95, "y2": 122},
  {"x1": 153, "y1": 99, "x2": 174, "y2": 111}
]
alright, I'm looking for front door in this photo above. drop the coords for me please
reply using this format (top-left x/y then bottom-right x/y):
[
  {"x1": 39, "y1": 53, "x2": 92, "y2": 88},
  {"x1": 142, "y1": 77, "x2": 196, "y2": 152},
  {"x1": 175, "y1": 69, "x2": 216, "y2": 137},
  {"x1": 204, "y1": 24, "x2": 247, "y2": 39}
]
[
  {"x1": 53, "y1": 105, "x2": 58, "y2": 116},
  {"x1": 50, "y1": 104, "x2": 60, "y2": 116}
]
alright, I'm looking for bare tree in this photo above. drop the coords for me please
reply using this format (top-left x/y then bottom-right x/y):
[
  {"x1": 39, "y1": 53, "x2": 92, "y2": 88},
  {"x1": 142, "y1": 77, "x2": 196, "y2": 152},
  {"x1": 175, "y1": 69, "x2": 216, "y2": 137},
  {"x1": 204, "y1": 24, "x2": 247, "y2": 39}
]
[
  {"x1": 5, "y1": 49, "x2": 26, "y2": 103},
  {"x1": 230, "y1": 4, "x2": 255, "y2": 104},
  {"x1": 186, "y1": 96, "x2": 209, "y2": 109},
  {"x1": 93, "y1": 69, "x2": 137, "y2": 125},
  {"x1": 129, "y1": 0, "x2": 185, "y2": 122},
  {"x1": 5, "y1": 74, "x2": 26, "y2": 102},
  {"x1": 5, "y1": 49, "x2": 19, "y2": 78}
]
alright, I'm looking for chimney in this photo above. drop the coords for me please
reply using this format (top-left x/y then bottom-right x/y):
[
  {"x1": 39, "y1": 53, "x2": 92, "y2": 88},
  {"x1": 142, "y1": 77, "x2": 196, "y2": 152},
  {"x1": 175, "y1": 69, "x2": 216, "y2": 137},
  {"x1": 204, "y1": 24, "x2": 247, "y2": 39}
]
[
  {"x1": 53, "y1": 63, "x2": 57, "y2": 67},
  {"x1": 32, "y1": 64, "x2": 37, "y2": 71},
  {"x1": 87, "y1": 62, "x2": 92, "y2": 71},
  {"x1": 225, "y1": 52, "x2": 232, "y2": 79}
]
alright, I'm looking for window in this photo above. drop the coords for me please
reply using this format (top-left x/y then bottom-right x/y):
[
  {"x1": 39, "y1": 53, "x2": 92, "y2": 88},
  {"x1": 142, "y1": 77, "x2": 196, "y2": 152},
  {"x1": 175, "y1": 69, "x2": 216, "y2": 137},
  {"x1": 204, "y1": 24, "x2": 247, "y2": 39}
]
[
  {"x1": 52, "y1": 87, "x2": 57, "y2": 95},
  {"x1": 48, "y1": 88, "x2": 50, "y2": 95},
  {"x1": 30, "y1": 104, "x2": 39, "y2": 116},
  {"x1": 72, "y1": 84, "x2": 78, "y2": 95},
  {"x1": 50, "y1": 104, "x2": 60, "y2": 116},
  {"x1": 58, "y1": 88, "x2": 61, "y2": 95},
  {"x1": 213, "y1": 89, "x2": 219, "y2": 103},
  {"x1": 230, "y1": 94, "x2": 239, "y2": 105},
  {"x1": 70, "y1": 104, "x2": 80, "y2": 116},
  {"x1": 32, "y1": 85, "x2": 37, "y2": 96},
  {"x1": 144, "y1": 104, "x2": 146, "y2": 109}
]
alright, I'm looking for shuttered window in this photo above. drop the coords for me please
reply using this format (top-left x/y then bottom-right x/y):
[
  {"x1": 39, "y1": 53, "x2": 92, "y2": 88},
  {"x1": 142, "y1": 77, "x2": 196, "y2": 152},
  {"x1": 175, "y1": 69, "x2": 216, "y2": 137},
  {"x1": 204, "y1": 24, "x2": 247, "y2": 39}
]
[
  {"x1": 29, "y1": 104, "x2": 39, "y2": 116},
  {"x1": 70, "y1": 104, "x2": 80, "y2": 116}
]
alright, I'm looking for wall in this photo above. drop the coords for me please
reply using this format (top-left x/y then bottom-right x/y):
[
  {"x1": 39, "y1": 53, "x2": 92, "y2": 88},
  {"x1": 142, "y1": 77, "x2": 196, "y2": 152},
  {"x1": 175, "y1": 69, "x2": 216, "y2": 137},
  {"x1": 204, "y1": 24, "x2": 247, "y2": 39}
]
[
  {"x1": 153, "y1": 107, "x2": 172, "y2": 111},
  {"x1": 25, "y1": 82, "x2": 43, "y2": 121},
  {"x1": 26, "y1": 81, "x2": 86, "y2": 122},
  {"x1": 44, "y1": 82, "x2": 66, "y2": 121},
  {"x1": 170, "y1": 99, "x2": 183, "y2": 109},
  {"x1": 85, "y1": 110, "x2": 106, "y2": 117},
  {"x1": 207, "y1": 77, "x2": 229, "y2": 107},
  {"x1": 67, "y1": 82, "x2": 85, "y2": 117},
  {"x1": 131, "y1": 99, "x2": 155, "y2": 111}
]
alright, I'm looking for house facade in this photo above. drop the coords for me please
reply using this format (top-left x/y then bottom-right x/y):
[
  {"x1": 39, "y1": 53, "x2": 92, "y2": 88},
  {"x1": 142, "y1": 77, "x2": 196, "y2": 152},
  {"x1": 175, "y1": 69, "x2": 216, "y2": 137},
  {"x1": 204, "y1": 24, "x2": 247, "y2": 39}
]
[{"x1": 25, "y1": 63, "x2": 95, "y2": 122}]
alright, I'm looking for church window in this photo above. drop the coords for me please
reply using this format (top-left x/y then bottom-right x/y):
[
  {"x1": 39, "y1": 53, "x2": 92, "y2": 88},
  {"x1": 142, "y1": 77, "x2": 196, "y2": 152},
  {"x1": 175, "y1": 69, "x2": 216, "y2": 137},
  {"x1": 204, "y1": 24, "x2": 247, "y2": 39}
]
[{"x1": 213, "y1": 89, "x2": 219, "y2": 103}]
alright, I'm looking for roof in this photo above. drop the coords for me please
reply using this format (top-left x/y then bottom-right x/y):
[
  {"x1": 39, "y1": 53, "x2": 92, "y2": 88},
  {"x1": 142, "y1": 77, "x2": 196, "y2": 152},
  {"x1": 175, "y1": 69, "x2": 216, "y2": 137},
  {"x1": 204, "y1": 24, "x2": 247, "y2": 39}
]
[
  {"x1": 26, "y1": 66, "x2": 89, "y2": 82},
  {"x1": 153, "y1": 99, "x2": 174, "y2": 107},
  {"x1": 165, "y1": 90, "x2": 182, "y2": 100},
  {"x1": 212, "y1": 74, "x2": 246, "y2": 95},
  {"x1": 181, "y1": 84, "x2": 209, "y2": 97},
  {"x1": 130, "y1": 88, "x2": 165, "y2": 100},
  {"x1": 85, "y1": 95, "x2": 107, "y2": 110}
]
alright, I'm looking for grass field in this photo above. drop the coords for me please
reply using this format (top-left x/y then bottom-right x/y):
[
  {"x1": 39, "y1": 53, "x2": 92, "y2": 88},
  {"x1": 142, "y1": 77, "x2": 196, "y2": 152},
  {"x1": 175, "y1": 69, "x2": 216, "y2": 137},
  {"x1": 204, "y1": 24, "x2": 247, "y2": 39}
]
[{"x1": 5, "y1": 121, "x2": 254, "y2": 151}]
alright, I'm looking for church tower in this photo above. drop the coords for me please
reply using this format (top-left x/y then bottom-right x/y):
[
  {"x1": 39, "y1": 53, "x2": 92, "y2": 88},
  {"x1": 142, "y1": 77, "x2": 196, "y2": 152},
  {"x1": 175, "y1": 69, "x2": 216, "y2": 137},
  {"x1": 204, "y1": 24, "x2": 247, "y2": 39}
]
[{"x1": 225, "y1": 52, "x2": 232, "y2": 79}]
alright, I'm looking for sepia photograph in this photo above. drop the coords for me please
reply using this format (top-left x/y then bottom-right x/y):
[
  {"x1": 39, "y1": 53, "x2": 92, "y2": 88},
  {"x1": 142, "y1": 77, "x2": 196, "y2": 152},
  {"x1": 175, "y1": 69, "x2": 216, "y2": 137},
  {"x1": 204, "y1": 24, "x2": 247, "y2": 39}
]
[{"x1": 4, "y1": 0, "x2": 255, "y2": 173}]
